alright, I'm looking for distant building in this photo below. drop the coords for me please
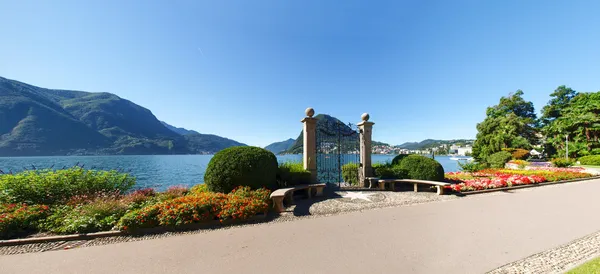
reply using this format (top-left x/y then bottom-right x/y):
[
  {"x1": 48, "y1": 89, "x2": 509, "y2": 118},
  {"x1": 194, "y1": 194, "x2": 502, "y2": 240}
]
[{"x1": 457, "y1": 147, "x2": 472, "y2": 156}]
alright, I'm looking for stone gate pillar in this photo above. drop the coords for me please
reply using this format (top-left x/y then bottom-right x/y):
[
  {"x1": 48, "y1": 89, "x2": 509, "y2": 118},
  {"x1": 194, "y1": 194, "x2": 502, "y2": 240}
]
[
  {"x1": 302, "y1": 108, "x2": 318, "y2": 183},
  {"x1": 358, "y1": 113, "x2": 374, "y2": 187}
]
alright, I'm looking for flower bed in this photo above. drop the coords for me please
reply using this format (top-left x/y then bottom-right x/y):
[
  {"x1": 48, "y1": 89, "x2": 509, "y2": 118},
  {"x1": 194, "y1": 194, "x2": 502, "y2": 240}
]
[
  {"x1": 445, "y1": 168, "x2": 594, "y2": 192},
  {"x1": 0, "y1": 168, "x2": 272, "y2": 240}
]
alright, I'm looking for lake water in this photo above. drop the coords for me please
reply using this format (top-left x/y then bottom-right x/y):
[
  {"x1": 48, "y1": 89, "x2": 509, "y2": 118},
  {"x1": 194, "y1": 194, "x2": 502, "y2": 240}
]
[{"x1": 0, "y1": 154, "x2": 462, "y2": 191}]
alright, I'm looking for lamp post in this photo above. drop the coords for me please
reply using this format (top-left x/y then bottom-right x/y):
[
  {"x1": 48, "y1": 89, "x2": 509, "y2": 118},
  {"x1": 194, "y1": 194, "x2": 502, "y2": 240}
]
[{"x1": 565, "y1": 134, "x2": 569, "y2": 160}]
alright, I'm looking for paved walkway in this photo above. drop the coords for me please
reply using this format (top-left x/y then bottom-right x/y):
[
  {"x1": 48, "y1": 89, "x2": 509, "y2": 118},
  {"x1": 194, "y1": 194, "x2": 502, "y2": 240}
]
[{"x1": 3, "y1": 179, "x2": 600, "y2": 274}]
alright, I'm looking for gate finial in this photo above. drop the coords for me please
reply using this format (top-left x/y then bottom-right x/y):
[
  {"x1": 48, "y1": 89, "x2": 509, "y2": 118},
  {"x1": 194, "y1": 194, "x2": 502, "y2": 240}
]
[
  {"x1": 306, "y1": 107, "x2": 315, "y2": 118},
  {"x1": 361, "y1": 113, "x2": 370, "y2": 121}
]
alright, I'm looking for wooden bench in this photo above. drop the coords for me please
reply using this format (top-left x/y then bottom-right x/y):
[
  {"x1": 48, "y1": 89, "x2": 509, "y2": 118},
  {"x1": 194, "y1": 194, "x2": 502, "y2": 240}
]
[
  {"x1": 270, "y1": 183, "x2": 326, "y2": 212},
  {"x1": 372, "y1": 178, "x2": 450, "y2": 195}
]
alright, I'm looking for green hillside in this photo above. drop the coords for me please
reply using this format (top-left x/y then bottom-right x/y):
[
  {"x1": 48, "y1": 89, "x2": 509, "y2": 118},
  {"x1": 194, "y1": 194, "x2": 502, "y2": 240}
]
[
  {"x1": 264, "y1": 138, "x2": 295, "y2": 154},
  {"x1": 0, "y1": 76, "x2": 245, "y2": 156}
]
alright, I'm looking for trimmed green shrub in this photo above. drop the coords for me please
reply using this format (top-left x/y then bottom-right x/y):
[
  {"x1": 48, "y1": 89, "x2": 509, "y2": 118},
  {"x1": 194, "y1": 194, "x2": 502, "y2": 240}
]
[
  {"x1": 391, "y1": 154, "x2": 411, "y2": 165},
  {"x1": 342, "y1": 163, "x2": 359, "y2": 185},
  {"x1": 204, "y1": 146, "x2": 278, "y2": 193},
  {"x1": 486, "y1": 151, "x2": 513, "y2": 168},
  {"x1": 579, "y1": 155, "x2": 600, "y2": 166},
  {"x1": 277, "y1": 162, "x2": 311, "y2": 187},
  {"x1": 552, "y1": 158, "x2": 575, "y2": 168},
  {"x1": 374, "y1": 164, "x2": 407, "y2": 179},
  {"x1": 0, "y1": 167, "x2": 135, "y2": 205},
  {"x1": 397, "y1": 155, "x2": 445, "y2": 181}
]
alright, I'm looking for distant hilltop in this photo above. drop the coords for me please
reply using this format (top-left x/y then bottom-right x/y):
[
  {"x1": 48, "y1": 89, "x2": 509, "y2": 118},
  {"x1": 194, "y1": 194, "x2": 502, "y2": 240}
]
[{"x1": 0, "y1": 76, "x2": 245, "y2": 156}]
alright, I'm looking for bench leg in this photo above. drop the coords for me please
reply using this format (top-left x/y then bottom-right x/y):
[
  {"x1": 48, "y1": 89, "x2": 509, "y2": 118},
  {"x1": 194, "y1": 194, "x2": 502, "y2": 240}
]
[
  {"x1": 284, "y1": 192, "x2": 294, "y2": 205},
  {"x1": 389, "y1": 182, "x2": 395, "y2": 192},
  {"x1": 273, "y1": 197, "x2": 284, "y2": 213},
  {"x1": 379, "y1": 182, "x2": 386, "y2": 191},
  {"x1": 307, "y1": 188, "x2": 312, "y2": 199},
  {"x1": 436, "y1": 186, "x2": 444, "y2": 195},
  {"x1": 413, "y1": 183, "x2": 418, "y2": 192},
  {"x1": 315, "y1": 187, "x2": 324, "y2": 197}
]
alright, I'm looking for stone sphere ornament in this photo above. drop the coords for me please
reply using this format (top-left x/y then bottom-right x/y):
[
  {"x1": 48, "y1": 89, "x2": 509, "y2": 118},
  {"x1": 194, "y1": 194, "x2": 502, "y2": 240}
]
[
  {"x1": 305, "y1": 107, "x2": 315, "y2": 117},
  {"x1": 361, "y1": 113, "x2": 370, "y2": 121}
]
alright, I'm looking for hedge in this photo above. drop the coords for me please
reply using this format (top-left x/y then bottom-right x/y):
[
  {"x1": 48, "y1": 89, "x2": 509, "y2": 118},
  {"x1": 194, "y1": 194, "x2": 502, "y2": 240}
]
[
  {"x1": 277, "y1": 162, "x2": 311, "y2": 187},
  {"x1": 204, "y1": 146, "x2": 278, "y2": 193},
  {"x1": 342, "y1": 163, "x2": 360, "y2": 185},
  {"x1": 397, "y1": 155, "x2": 445, "y2": 181}
]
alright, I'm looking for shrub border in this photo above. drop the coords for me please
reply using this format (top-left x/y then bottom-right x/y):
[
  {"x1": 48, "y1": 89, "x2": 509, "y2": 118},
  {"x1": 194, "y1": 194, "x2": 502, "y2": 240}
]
[
  {"x1": 453, "y1": 176, "x2": 600, "y2": 195},
  {"x1": 0, "y1": 213, "x2": 267, "y2": 247}
]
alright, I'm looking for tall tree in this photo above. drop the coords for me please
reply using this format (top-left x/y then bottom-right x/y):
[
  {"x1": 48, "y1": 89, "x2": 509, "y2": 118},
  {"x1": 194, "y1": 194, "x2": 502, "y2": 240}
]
[
  {"x1": 541, "y1": 86, "x2": 578, "y2": 126},
  {"x1": 472, "y1": 90, "x2": 538, "y2": 162},
  {"x1": 540, "y1": 86, "x2": 578, "y2": 156},
  {"x1": 544, "y1": 92, "x2": 600, "y2": 157}
]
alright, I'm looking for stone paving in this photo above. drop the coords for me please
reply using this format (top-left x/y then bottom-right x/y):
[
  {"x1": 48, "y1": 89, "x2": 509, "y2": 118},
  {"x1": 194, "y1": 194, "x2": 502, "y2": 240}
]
[
  {"x1": 488, "y1": 230, "x2": 600, "y2": 274},
  {"x1": 3, "y1": 182, "x2": 600, "y2": 274}
]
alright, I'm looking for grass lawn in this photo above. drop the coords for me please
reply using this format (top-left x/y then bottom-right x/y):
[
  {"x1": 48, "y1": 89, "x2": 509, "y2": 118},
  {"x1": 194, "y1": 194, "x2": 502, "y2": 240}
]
[{"x1": 567, "y1": 257, "x2": 600, "y2": 273}]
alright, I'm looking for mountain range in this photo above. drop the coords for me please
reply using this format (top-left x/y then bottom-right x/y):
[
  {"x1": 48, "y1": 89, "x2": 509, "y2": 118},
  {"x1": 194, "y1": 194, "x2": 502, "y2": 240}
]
[
  {"x1": 264, "y1": 138, "x2": 295, "y2": 154},
  {"x1": 0, "y1": 76, "x2": 245, "y2": 156}
]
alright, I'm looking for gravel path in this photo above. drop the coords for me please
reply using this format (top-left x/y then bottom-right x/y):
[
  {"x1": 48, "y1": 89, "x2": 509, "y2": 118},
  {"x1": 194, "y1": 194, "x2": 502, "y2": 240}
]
[{"x1": 488, "y1": 230, "x2": 600, "y2": 274}]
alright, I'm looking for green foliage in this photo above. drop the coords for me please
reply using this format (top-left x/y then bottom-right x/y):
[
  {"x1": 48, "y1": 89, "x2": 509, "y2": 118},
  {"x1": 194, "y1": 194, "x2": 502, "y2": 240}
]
[
  {"x1": 0, "y1": 167, "x2": 135, "y2": 205},
  {"x1": 543, "y1": 91, "x2": 600, "y2": 158},
  {"x1": 472, "y1": 90, "x2": 538, "y2": 162},
  {"x1": 551, "y1": 158, "x2": 575, "y2": 167},
  {"x1": 189, "y1": 184, "x2": 209, "y2": 195},
  {"x1": 458, "y1": 161, "x2": 485, "y2": 172},
  {"x1": 486, "y1": 151, "x2": 513, "y2": 168},
  {"x1": 397, "y1": 155, "x2": 445, "y2": 181},
  {"x1": 342, "y1": 163, "x2": 359, "y2": 185},
  {"x1": 277, "y1": 162, "x2": 311, "y2": 187},
  {"x1": 0, "y1": 204, "x2": 49, "y2": 239},
  {"x1": 41, "y1": 198, "x2": 129, "y2": 234},
  {"x1": 204, "y1": 146, "x2": 278, "y2": 193},
  {"x1": 579, "y1": 155, "x2": 600, "y2": 166},
  {"x1": 373, "y1": 163, "x2": 407, "y2": 179},
  {"x1": 391, "y1": 154, "x2": 411, "y2": 165}
]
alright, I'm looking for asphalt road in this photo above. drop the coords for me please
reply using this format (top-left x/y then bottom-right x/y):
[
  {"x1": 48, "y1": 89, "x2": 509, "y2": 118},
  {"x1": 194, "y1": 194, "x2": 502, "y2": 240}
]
[{"x1": 2, "y1": 179, "x2": 600, "y2": 274}]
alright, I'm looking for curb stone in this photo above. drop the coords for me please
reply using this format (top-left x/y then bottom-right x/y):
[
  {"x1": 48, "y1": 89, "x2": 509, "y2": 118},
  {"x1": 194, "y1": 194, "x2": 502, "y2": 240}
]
[{"x1": 0, "y1": 213, "x2": 267, "y2": 247}]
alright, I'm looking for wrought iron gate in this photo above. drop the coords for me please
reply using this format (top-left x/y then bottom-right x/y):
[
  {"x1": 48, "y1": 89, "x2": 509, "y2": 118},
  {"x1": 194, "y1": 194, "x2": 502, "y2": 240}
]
[{"x1": 315, "y1": 120, "x2": 361, "y2": 187}]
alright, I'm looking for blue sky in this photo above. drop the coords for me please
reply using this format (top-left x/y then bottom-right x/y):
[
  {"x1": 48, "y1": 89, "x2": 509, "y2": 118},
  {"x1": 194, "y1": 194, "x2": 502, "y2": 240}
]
[{"x1": 1, "y1": 1, "x2": 600, "y2": 147}]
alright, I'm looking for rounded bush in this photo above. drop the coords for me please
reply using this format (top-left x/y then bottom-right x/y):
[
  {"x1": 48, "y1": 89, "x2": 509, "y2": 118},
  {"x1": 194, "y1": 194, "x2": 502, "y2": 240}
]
[
  {"x1": 486, "y1": 151, "x2": 513, "y2": 168},
  {"x1": 391, "y1": 154, "x2": 411, "y2": 166},
  {"x1": 397, "y1": 155, "x2": 445, "y2": 181},
  {"x1": 204, "y1": 146, "x2": 278, "y2": 193}
]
